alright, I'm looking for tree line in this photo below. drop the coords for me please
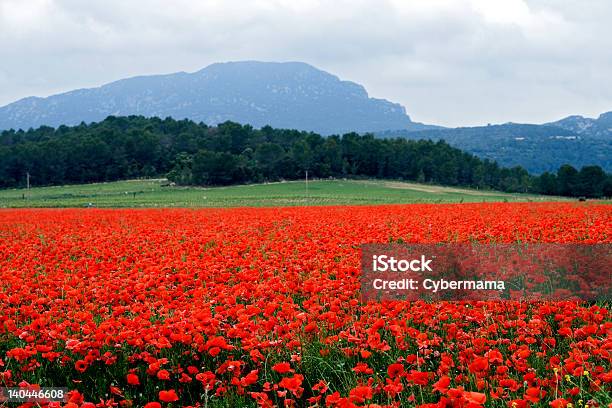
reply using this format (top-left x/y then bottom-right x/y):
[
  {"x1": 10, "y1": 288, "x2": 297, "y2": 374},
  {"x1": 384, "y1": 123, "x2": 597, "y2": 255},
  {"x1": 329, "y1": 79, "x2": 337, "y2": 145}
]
[{"x1": 0, "y1": 115, "x2": 610, "y2": 198}]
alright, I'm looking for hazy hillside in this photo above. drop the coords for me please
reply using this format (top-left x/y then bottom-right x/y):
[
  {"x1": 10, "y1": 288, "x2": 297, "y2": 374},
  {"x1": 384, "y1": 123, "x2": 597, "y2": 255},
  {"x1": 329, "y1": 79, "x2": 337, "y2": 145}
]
[
  {"x1": 380, "y1": 122, "x2": 612, "y2": 174},
  {"x1": 546, "y1": 112, "x2": 612, "y2": 138},
  {"x1": 0, "y1": 61, "x2": 436, "y2": 135}
]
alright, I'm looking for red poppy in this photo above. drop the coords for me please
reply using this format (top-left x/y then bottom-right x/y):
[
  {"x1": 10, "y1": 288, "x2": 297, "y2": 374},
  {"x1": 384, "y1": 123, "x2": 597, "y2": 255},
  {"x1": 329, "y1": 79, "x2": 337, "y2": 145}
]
[
  {"x1": 156, "y1": 369, "x2": 170, "y2": 380},
  {"x1": 349, "y1": 385, "x2": 373, "y2": 403},
  {"x1": 468, "y1": 357, "x2": 489, "y2": 374},
  {"x1": 387, "y1": 363, "x2": 404, "y2": 379},
  {"x1": 464, "y1": 391, "x2": 487, "y2": 405},
  {"x1": 272, "y1": 362, "x2": 292, "y2": 374},
  {"x1": 158, "y1": 389, "x2": 179, "y2": 403},
  {"x1": 126, "y1": 373, "x2": 140, "y2": 386},
  {"x1": 278, "y1": 374, "x2": 304, "y2": 398},
  {"x1": 524, "y1": 387, "x2": 545, "y2": 402},
  {"x1": 549, "y1": 398, "x2": 570, "y2": 408},
  {"x1": 74, "y1": 360, "x2": 87, "y2": 373},
  {"x1": 433, "y1": 376, "x2": 451, "y2": 393}
]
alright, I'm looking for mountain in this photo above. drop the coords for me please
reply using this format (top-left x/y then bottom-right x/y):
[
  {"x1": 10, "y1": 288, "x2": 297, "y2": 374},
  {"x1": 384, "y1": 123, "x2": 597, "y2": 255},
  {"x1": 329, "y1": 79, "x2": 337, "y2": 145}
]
[
  {"x1": 379, "y1": 120, "x2": 612, "y2": 174},
  {"x1": 0, "y1": 61, "x2": 437, "y2": 135},
  {"x1": 546, "y1": 112, "x2": 612, "y2": 138}
]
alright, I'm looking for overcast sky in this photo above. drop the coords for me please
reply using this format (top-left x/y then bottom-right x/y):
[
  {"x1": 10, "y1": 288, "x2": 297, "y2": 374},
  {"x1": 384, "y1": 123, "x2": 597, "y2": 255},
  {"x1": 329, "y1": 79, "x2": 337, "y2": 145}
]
[{"x1": 1, "y1": 0, "x2": 611, "y2": 127}]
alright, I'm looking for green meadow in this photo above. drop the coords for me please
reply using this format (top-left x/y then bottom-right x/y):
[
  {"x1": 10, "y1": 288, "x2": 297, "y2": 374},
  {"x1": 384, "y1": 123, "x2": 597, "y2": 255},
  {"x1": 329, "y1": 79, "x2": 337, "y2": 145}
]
[{"x1": 0, "y1": 178, "x2": 563, "y2": 208}]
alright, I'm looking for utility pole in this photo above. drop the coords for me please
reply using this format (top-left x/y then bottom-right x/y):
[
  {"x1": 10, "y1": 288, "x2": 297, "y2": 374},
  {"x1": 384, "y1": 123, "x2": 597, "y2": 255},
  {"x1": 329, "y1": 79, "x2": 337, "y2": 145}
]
[
  {"x1": 305, "y1": 170, "x2": 309, "y2": 200},
  {"x1": 26, "y1": 172, "x2": 30, "y2": 199}
]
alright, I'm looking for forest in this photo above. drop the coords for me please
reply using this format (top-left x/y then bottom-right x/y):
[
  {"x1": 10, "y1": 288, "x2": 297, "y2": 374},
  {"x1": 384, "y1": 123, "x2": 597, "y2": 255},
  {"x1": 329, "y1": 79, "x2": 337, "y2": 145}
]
[
  {"x1": 0, "y1": 115, "x2": 610, "y2": 198},
  {"x1": 379, "y1": 123, "x2": 611, "y2": 174}
]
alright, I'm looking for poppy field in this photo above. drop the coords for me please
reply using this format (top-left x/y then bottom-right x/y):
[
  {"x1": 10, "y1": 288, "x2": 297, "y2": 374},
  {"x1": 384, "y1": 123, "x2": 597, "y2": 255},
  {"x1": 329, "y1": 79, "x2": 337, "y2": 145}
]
[{"x1": 0, "y1": 203, "x2": 610, "y2": 407}]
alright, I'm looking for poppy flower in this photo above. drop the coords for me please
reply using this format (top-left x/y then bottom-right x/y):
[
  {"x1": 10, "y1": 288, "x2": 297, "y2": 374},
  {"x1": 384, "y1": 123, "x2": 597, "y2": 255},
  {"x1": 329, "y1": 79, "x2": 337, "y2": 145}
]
[
  {"x1": 549, "y1": 398, "x2": 570, "y2": 408},
  {"x1": 278, "y1": 374, "x2": 304, "y2": 397},
  {"x1": 272, "y1": 362, "x2": 292, "y2": 374},
  {"x1": 156, "y1": 369, "x2": 170, "y2": 380},
  {"x1": 74, "y1": 360, "x2": 87, "y2": 373},
  {"x1": 387, "y1": 363, "x2": 404, "y2": 379},
  {"x1": 159, "y1": 389, "x2": 179, "y2": 403},
  {"x1": 524, "y1": 387, "x2": 545, "y2": 402},
  {"x1": 464, "y1": 391, "x2": 487, "y2": 405},
  {"x1": 126, "y1": 373, "x2": 140, "y2": 386},
  {"x1": 433, "y1": 376, "x2": 451, "y2": 393},
  {"x1": 468, "y1": 357, "x2": 489, "y2": 374}
]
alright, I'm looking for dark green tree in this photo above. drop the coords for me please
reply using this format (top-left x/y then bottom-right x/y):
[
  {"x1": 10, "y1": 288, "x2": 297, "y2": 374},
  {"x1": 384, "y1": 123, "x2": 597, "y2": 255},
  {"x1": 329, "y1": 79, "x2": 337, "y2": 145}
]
[
  {"x1": 575, "y1": 165, "x2": 606, "y2": 198},
  {"x1": 536, "y1": 172, "x2": 557, "y2": 195},
  {"x1": 556, "y1": 165, "x2": 579, "y2": 196}
]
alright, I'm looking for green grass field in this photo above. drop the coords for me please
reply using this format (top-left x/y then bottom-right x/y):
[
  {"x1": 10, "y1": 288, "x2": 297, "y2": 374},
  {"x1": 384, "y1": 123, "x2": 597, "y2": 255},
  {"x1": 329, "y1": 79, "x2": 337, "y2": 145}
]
[{"x1": 0, "y1": 178, "x2": 565, "y2": 208}]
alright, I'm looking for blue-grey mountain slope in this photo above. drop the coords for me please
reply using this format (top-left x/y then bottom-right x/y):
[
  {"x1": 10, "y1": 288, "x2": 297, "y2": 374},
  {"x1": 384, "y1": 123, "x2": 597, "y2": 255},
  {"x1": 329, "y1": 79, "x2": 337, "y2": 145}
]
[
  {"x1": 379, "y1": 117, "x2": 612, "y2": 174},
  {"x1": 0, "y1": 61, "x2": 434, "y2": 135},
  {"x1": 545, "y1": 112, "x2": 612, "y2": 138}
]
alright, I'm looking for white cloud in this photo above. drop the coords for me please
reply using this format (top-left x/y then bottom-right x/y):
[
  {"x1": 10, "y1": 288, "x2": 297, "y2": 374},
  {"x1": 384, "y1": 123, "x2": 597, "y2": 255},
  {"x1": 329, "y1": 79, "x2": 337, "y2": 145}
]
[
  {"x1": 0, "y1": 0, "x2": 610, "y2": 126},
  {"x1": 470, "y1": 0, "x2": 533, "y2": 25}
]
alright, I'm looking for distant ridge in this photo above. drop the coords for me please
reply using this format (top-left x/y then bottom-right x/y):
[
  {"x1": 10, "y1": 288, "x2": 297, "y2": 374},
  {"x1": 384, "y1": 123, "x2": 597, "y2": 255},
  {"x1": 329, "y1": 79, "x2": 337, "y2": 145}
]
[
  {"x1": 545, "y1": 112, "x2": 612, "y2": 138},
  {"x1": 379, "y1": 117, "x2": 612, "y2": 174},
  {"x1": 0, "y1": 61, "x2": 437, "y2": 135}
]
